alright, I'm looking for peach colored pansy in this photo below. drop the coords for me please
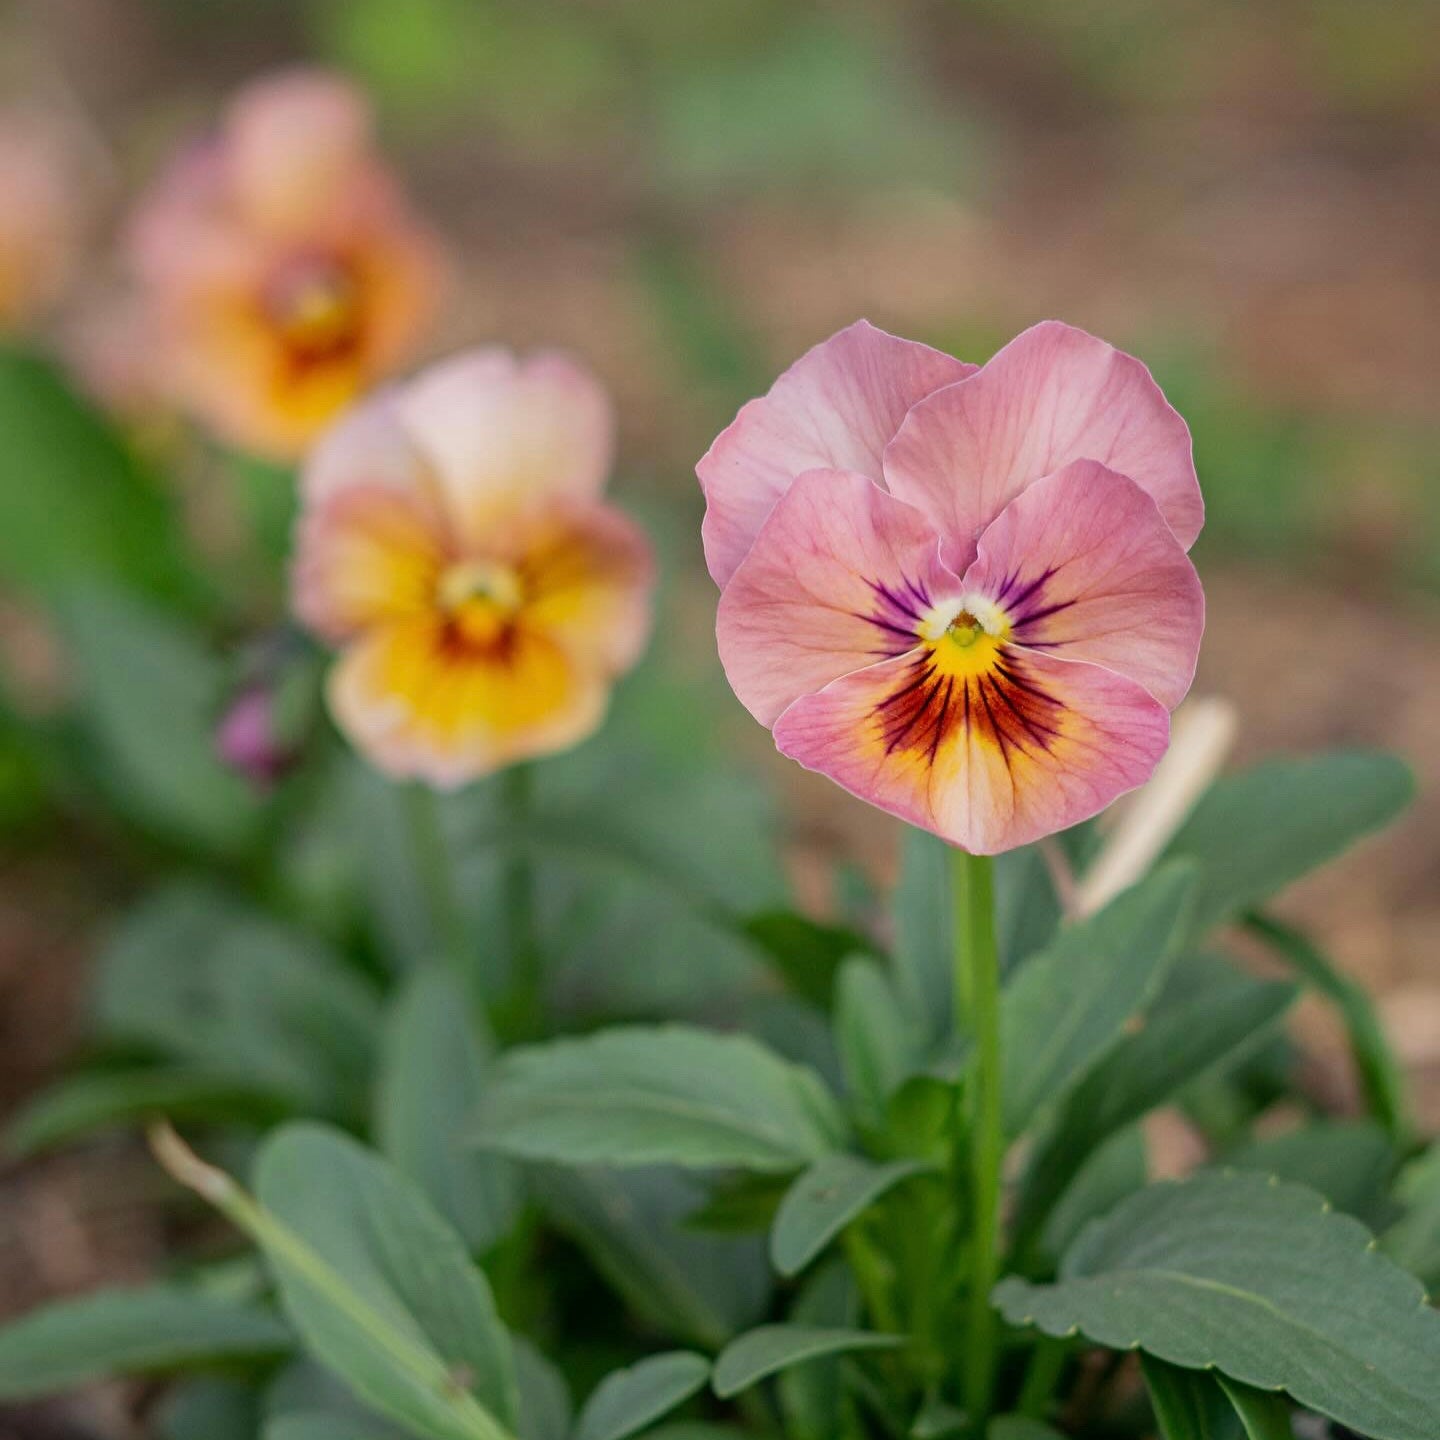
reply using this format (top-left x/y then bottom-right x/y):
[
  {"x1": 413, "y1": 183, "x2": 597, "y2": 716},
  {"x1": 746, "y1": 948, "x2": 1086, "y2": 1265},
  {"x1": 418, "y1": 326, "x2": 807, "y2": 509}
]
[
  {"x1": 292, "y1": 348, "x2": 654, "y2": 786},
  {"x1": 0, "y1": 115, "x2": 84, "y2": 332},
  {"x1": 128, "y1": 69, "x2": 445, "y2": 459},
  {"x1": 702, "y1": 320, "x2": 1205, "y2": 854}
]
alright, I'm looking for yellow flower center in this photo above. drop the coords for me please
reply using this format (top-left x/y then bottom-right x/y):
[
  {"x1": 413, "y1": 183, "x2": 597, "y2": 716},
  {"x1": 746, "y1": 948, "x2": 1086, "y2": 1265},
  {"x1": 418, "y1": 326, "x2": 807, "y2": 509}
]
[
  {"x1": 437, "y1": 559, "x2": 524, "y2": 649},
  {"x1": 266, "y1": 257, "x2": 362, "y2": 362},
  {"x1": 922, "y1": 595, "x2": 1012, "y2": 680}
]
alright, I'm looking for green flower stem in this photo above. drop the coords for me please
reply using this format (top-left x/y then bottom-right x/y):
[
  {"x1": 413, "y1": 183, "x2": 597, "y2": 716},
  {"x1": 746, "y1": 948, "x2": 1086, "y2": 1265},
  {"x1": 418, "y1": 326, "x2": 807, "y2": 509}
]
[
  {"x1": 500, "y1": 763, "x2": 543, "y2": 1040},
  {"x1": 1017, "y1": 1335, "x2": 1068, "y2": 1418},
  {"x1": 403, "y1": 782, "x2": 470, "y2": 988},
  {"x1": 953, "y1": 846, "x2": 1001, "y2": 1423}
]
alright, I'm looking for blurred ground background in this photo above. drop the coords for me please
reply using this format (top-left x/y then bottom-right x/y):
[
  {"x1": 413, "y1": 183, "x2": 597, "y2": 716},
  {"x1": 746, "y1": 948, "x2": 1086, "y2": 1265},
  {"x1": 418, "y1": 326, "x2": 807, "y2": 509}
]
[{"x1": 1, "y1": 0, "x2": 1438, "y2": 1409}]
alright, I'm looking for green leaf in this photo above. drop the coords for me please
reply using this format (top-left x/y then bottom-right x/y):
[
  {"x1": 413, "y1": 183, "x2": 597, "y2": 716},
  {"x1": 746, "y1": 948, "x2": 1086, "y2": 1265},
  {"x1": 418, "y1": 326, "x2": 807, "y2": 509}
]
[
  {"x1": 892, "y1": 827, "x2": 952, "y2": 1045},
  {"x1": 160, "y1": 1378, "x2": 263, "y2": 1440},
  {"x1": 1141, "y1": 1356, "x2": 1243, "y2": 1440},
  {"x1": 511, "y1": 1337, "x2": 571, "y2": 1440},
  {"x1": 987, "y1": 1419, "x2": 1067, "y2": 1440},
  {"x1": 1247, "y1": 912, "x2": 1410, "y2": 1141},
  {"x1": 1221, "y1": 1119, "x2": 1395, "y2": 1227},
  {"x1": 711, "y1": 1325, "x2": 900, "y2": 1399},
  {"x1": 0, "y1": 348, "x2": 196, "y2": 603},
  {"x1": 743, "y1": 910, "x2": 866, "y2": 1007},
  {"x1": 535, "y1": 1165, "x2": 771, "y2": 1348},
  {"x1": 1215, "y1": 1377, "x2": 1296, "y2": 1440},
  {"x1": 57, "y1": 584, "x2": 262, "y2": 855},
  {"x1": 253, "y1": 1123, "x2": 519, "y2": 1440},
  {"x1": 1382, "y1": 1142, "x2": 1440, "y2": 1288},
  {"x1": 835, "y1": 956, "x2": 923, "y2": 1121},
  {"x1": 470, "y1": 1026, "x2": 845, "y2": 1172},
  {"x1": 574, "y1": 1352, "x2": 710, "y2": 1440},
  {"x1": 770, "y1": 1154, "x2": 929, "y2": 1277},
  {"x1": 777, "y1": 1262, "x2": 856, "y2": 1440},
  {"x1": 1163, "y1": 751, "x2": 1414, "y2": 933},
  {"x1": 1001, "y1": 863, "x2": 1196, "y2": 1136},
  {"x1": 1014, "y1": 955, "x2": 1298, "y2": 1255},
  {"x1": 4, "y1": 1067, "x2": 291, "y2": 1158},
  {"x1": 377, "y1": 970, "x2": 522, "y2": 1252},
  {"x1": 94, "y1": 883, "x2": 381, "y2": 1119},
  {"x1": 1040, "y1": 1126, "x2": 1148, "y2": 1263},
  {"x1": 0, "y1": 1285, "x2": 290, "y2": 1399},
  {"x1": 996, "y1": 1171, "x2": 1440, "y2": 1440},
  {"x1": 267, "y1": 1415, "x2": 406, "y2": 1440}
]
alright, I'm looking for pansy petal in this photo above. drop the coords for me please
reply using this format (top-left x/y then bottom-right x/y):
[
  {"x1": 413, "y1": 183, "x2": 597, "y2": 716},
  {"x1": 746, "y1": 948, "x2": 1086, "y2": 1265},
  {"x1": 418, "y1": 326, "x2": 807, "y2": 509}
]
[
  {"x1": 773, "y1": 645, "x2": 1170, "y2": 854},
  {"x1": 292, "y1": 482, "x2": 449, "y2": 643},
  {"x1": 966, "y1": 459, "x2": 1204, "y2": 708},
  {"x1": 520, "y1": 502, "x2": 656, "y2": 675},
  {"x1": 698, "y1": 320, "x2": 975, "y2": 590},
  {"x1": 883, "y1": 320, "x2": 1202, "y2": 571},
  {"x1": 328, "y1": 616, "x2": 608, "y2": 787},
  {"x1": 395, "y1": 348, "x2": 615, "y2": 547},
  {"x1": 227, "y1": 70, "x2": 372, "y2": 236},
  {"x1": 301, "y1": 390, "x2": 435, "y2": 501},
  {"x1": 717, "y1": 468, "x2": 958, "y2": 727}
]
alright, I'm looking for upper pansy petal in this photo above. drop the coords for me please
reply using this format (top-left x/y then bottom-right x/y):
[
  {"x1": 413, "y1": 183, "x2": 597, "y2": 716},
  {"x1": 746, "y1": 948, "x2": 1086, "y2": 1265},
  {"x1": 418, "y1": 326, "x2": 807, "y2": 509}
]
[
  {"x1": 773, "y1": 645, "x2": 1170, "y2": 854},
  {"x1": 883, "y1": 320, "x2": 1202, "y2": 571},
  {"x1": 698, "y1": 320, "x2": 975, "y2": 590},
  {"x1": 395, "y1": 348, "x2": 615, "y2": 548},
  {"x1": 965, "y1": 459, "x2": 1204, "y2": 709},
  {"x1": 519, "y1": 502, "x2": 656, "y2": 676},
  {"x1": 717, "y1": 468, "x2": 958, "y2": 727},
  {"x1": 302, "y1": 389, "x2": 439, "y2": 508},
  {"x1": 327, "y1": 615, "x2": 608, "y2": 787},
  {"x1": 227, "y1": 69, "x2": 372, "y2": 235}
]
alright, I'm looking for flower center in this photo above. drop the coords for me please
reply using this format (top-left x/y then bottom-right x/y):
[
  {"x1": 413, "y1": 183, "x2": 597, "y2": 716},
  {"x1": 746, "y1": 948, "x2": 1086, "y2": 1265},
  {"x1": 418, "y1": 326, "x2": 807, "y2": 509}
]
[
  {"x1": 265, "y1": 255, "x2": 362, "y2": 362},
  {"x1": 922, "y1": 594, "x2": 1011, "y2": 680},
  {"x1": 437, "y1": 559, "x2": 524, "y2": 648}
]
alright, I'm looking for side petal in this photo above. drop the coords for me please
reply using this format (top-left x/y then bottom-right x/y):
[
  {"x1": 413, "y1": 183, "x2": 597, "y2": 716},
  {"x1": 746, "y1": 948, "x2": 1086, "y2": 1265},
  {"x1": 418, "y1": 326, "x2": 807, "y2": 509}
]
[
  {"x1": 883, "y1": 320, "x2": 1202, "y2": 571},
  {"x1": 520, "y1": 501, "x2": 656, "y2": 677},
  {"x1": 302, "y1": 390, "x2": 440, "y2": 508},
  {"x1": 717, "y1": 469, "x2": 959, "y2": 727},
  {"x1": 773, "y1": 646, "x2": 1170, "y2": 854},
  {"x1": 328, "y1": 616, "x2": 609, "y2": 787},
  {"x1": 291, "y1": 482, "x2": 449, "y2": 644},
  {"x1": 698, "y1": 320, "x2": 975, "y2": 590},
  {"x1": 965, "y1": 459, "x2": 1205, "y2": 709},
  {"x1": 395, "y1": 348, "x2": 615, "y2": 547}
]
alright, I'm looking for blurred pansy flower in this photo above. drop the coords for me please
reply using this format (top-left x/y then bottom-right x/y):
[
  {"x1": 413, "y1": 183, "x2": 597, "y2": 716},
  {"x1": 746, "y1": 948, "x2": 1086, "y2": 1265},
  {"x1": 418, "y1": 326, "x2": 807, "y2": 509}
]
[
  {"x1": 292, "y1": 349, "x2": 654, "y2": 786},
  {"x1": 128, "y1": 69, "x2": 445, "y2": 458},
  {"x1": 0, "y1": 114, "x2": 85, "y2": 332},
  {"x1": 701, "y1": 320, "x2": 1205, "y2": 854}
]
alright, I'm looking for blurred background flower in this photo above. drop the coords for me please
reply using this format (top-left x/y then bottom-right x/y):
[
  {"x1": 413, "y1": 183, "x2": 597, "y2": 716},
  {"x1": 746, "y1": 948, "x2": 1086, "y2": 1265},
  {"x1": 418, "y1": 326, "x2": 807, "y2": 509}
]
[
  {"x1": 124, "y1": 68, "x2": 446, "y2": 458},
  {"x1": 291, "y1": 350, "x2": 653, "y2": 784}
]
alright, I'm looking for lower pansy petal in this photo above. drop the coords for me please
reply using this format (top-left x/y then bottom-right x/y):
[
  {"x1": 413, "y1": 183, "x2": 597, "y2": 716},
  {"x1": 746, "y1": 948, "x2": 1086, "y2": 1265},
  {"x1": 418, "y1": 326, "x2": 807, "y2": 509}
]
[
  {"x1": 292, "y1": 482, "x2": 449, "y2": 643},
  {"x1": 519, "y1": 501, "x2": 656, "y2": 676},
  {"x1": 328, "y1": 616, "x2": 609, "y2": 787},
  {"x1": 964, "y1": 459, "x2": 1204, "y2": 708},
  {"x1": 772, "y1": 644, "x2": 1169, "y2": 854},
  {"x1": 717, "y1": 468, "x2": 959, "y2": 727}
]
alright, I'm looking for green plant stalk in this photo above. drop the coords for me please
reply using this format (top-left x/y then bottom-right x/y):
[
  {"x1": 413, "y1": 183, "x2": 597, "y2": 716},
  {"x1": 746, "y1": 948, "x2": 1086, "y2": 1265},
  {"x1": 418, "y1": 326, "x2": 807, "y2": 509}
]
[
  {"x1": 1245, "y1": 910, "x2": 1410, "y2": 1144},
  {"x1": 403, "y1": 782, "x2": 470, "y2": 989},
  {"x1": 1017, "y1": 1335, "x2": 1068, "y2": 1418},
  {"x1": 500, "y1": 763, "x2": 543, "y2": 1039},
  {"x1": 148, "y1": 1123, "x2": 515, "y2": 1440},
  {"x1": 953, "y1": 847, "x2": 1001, "y2": 1422},
  {"x1": 1217, "y1": 1375, "x2": 1297, "y2": 1440}
]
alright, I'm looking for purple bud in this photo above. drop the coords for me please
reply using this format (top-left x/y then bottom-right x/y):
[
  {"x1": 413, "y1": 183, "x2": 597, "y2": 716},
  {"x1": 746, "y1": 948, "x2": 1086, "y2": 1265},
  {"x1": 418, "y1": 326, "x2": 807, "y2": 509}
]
[{"x1": 215, "y1": 683, "x2": 296, "y2": 789}]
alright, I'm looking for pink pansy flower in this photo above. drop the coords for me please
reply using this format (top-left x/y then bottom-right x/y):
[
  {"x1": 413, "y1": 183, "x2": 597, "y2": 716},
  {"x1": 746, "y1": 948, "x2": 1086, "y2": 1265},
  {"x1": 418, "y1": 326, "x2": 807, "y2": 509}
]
[
  {"x1": 292, "y1": 348, "x2": 654, "y2": 786},
  {"x1": 128, "y1": 70, "x2": 445, "y2": 459},
  {"x1": 700, "y1": 320, "x2": 1205, "y2": 854}
]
